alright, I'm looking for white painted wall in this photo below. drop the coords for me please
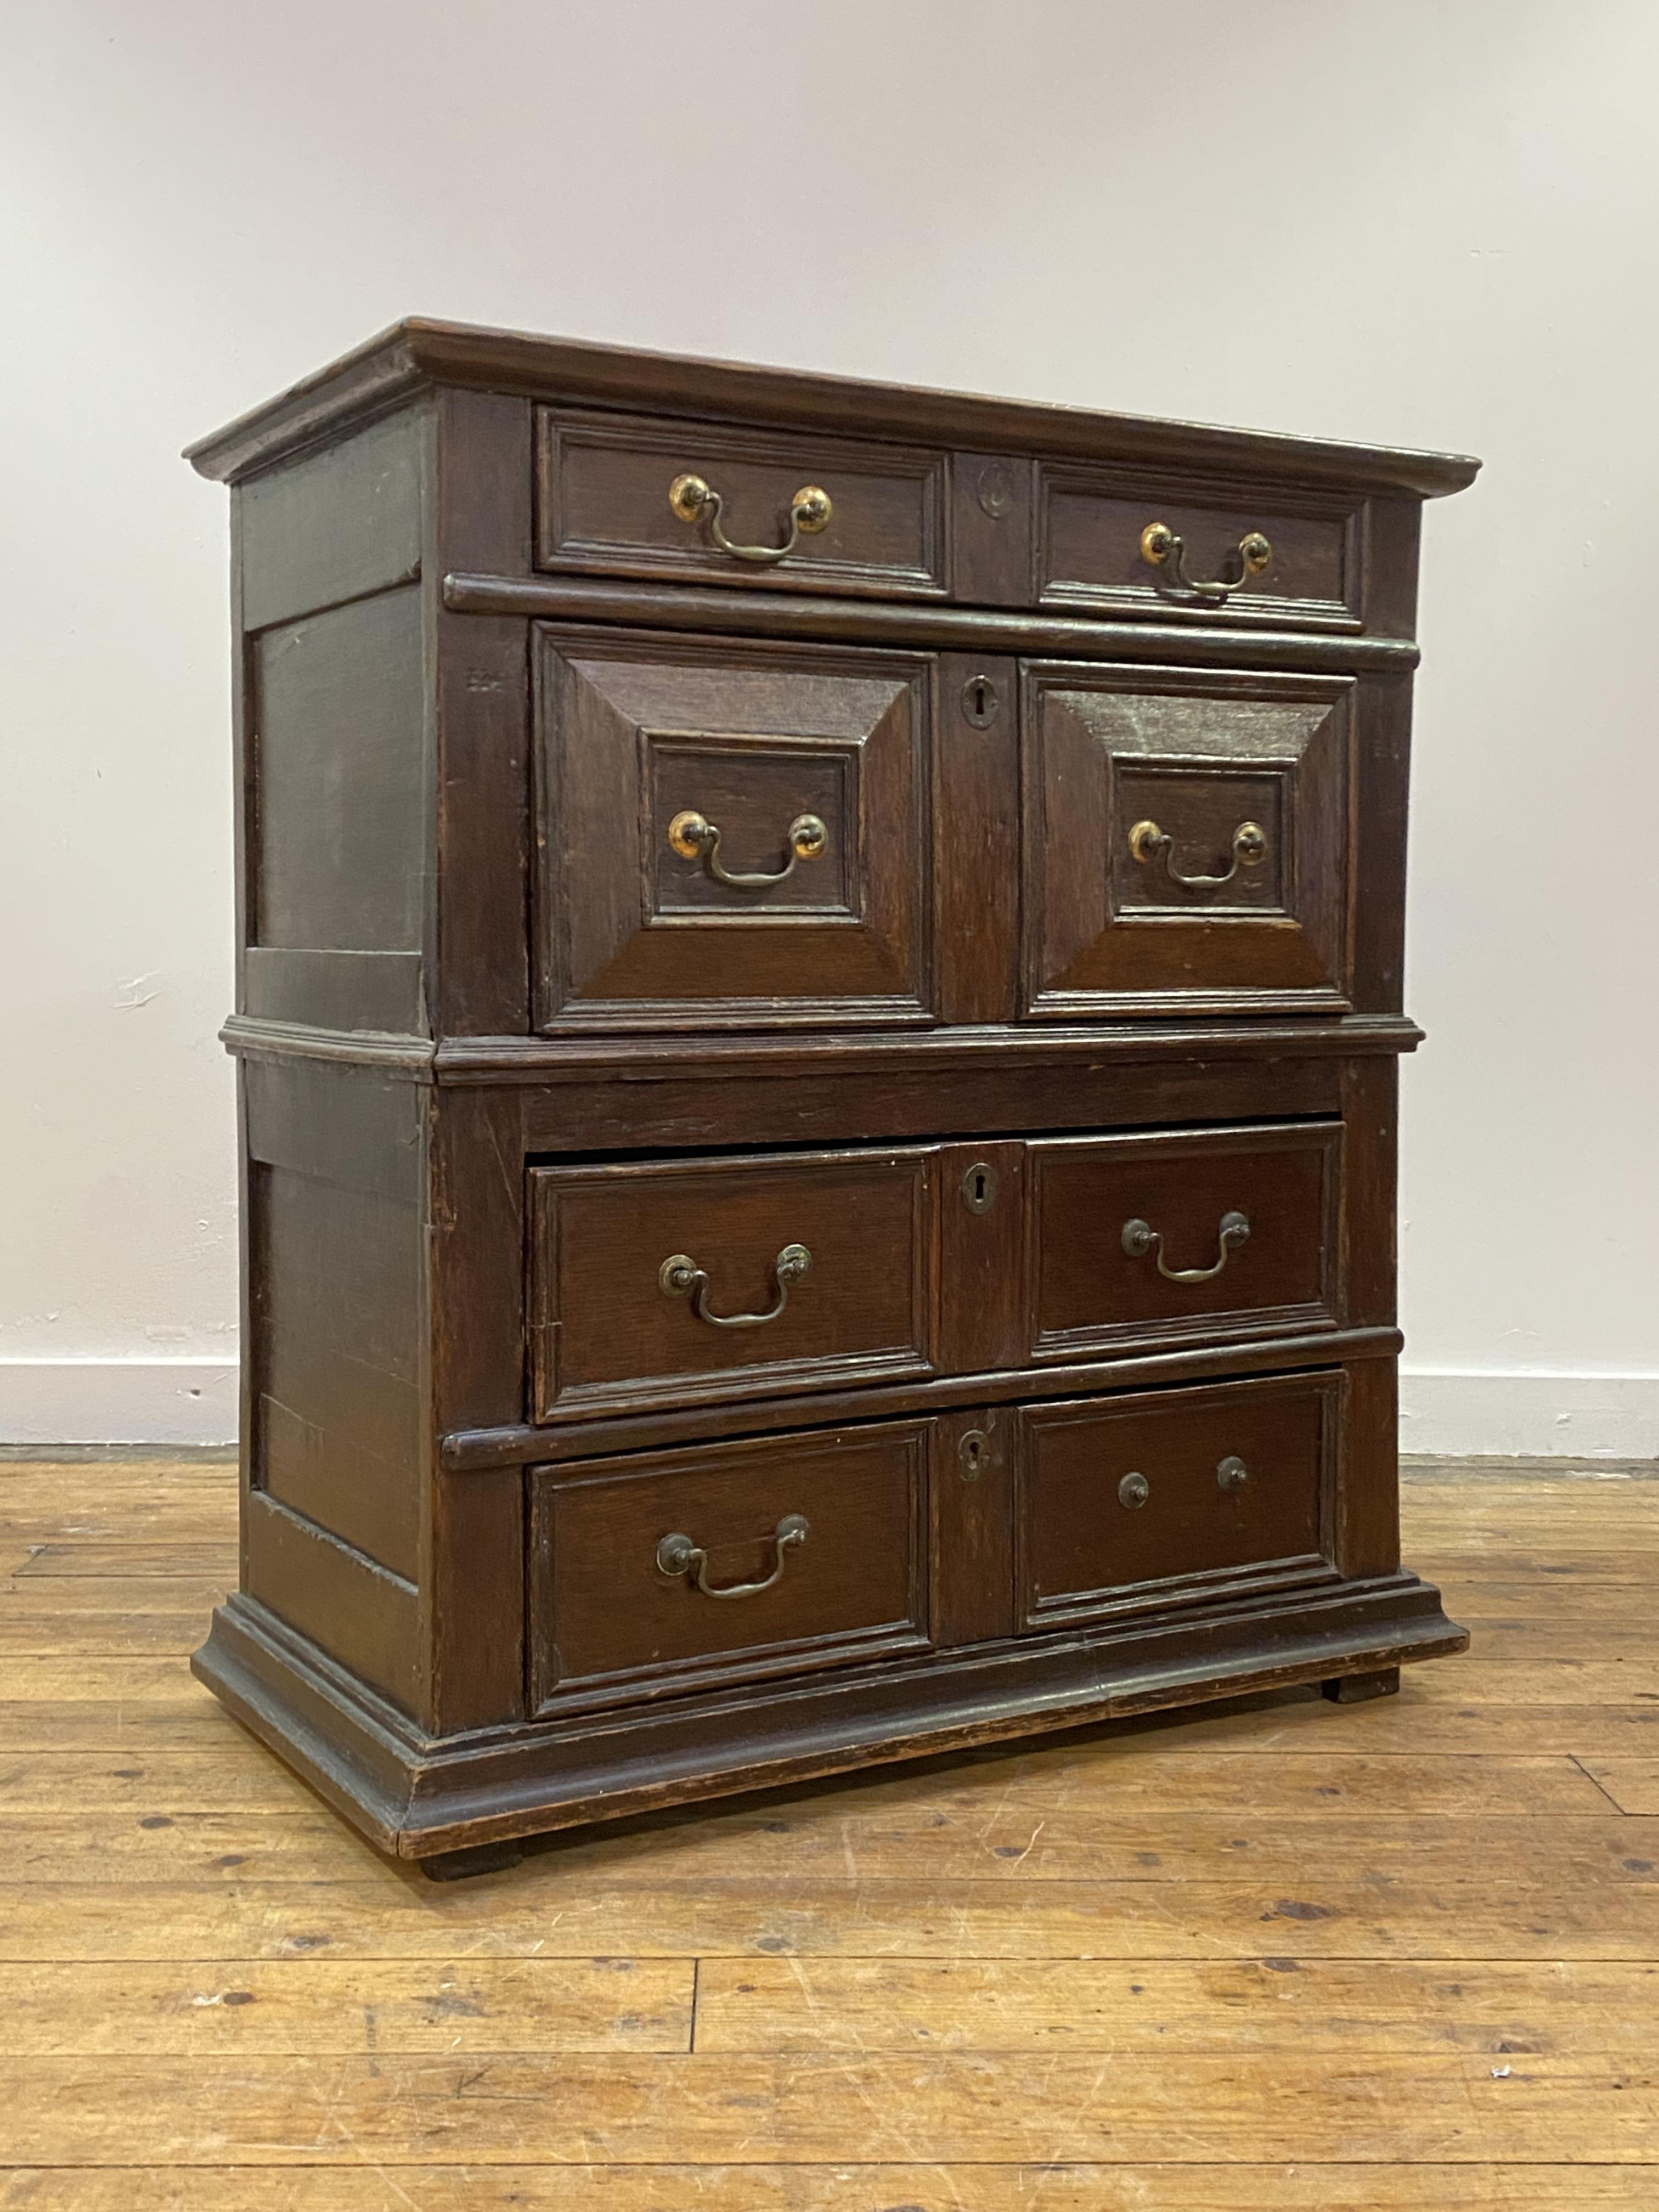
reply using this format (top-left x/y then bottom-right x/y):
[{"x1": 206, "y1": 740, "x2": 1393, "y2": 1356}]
[{"x1": 4, "y1": 1, "x2": 1657, "y2": 1452}]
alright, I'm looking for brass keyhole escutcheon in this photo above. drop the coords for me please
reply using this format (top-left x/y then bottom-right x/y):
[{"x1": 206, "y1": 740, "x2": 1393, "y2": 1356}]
[
  {"x1": 977, "y1": 462, "x2": 1015, "y2": 519},
  {"x1": 1118, "y1": 1472, "x2": 1150, "y2": 1510},
  {"x1": 962, "y1": 1161, "x2": 998, "y2": 1214},
  {"x1": 958, "y1": 1430, "x2": 991, "y2": 1482},
  {"x1": 961, "y1": 674, "x2": 1001, "y2": 729}
]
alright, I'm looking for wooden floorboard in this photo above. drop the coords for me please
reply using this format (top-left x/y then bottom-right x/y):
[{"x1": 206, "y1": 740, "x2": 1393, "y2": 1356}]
[{"x1": 0, "y1": 1458, "x2": 1656, "y2": 2204}]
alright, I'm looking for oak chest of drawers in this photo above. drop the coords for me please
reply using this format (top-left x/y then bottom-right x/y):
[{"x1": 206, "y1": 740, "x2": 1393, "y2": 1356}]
[{"x1": 188, "y1": 320, "x2": 1478, "y2": 1874}]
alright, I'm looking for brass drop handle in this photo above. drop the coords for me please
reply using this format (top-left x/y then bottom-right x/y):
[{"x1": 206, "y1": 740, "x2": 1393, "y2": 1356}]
[
  {"x1": 1139, "y1": 520, "x2": 1272, "y2": 601},
  {"x1": 1128, "y1": 817, "x2": 1267, "y2": 889},
  {"x1": 669, "y1": 472, "x2": 833, "y2": 564},
  {"x1": 1121, "y1": 1210, "x2": 1251, "y2": 1284},
  {"x1": 668, "y1": 809, "x2": 827, "y2": 889},
  {"x1": 656, "y1": 1513, "x2": 810, "y2": 1599},
  {"x1": 659, "y1": 1243, "x2": 812, "y2": 1329}
]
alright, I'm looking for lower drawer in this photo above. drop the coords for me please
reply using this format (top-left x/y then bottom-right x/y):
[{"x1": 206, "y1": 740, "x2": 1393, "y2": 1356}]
[
  {"x1": 1017, "y1": 1371, "x2": 1341, "y2": 1633},
  {"x1": 529, "y1": 1420, "x2": 931, "y2": 1713}
]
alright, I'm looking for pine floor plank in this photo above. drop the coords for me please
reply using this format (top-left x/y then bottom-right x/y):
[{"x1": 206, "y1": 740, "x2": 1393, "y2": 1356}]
[
  {"x1": 4, "y1": 1809, "x2": 1657, "y2": 1889},
  {"x1": 1, "y1": 2164, "x2": 1652, "y2": 2210},
  {"x1": 1435, "y1": 1578, "x2": 1657, "y2": 1621},
  {"x1": 0, "y1": 1573, "x2": 230, "y2": 1612},
  {"x1": 693, "y1": 1954, "x2": 1659, "y2": 2053},
  {"x1": 0, "y1": 1700, "x2": 245, "y2": 1752},
  {"x1": 0, "y1": 1611, "x2": 212, "y2": 1657},
  {"x1": 0, "y1": 1751, "x2": 326, "y2": 1813},
  {"x1": 0, "y1": 1958, "x2": 693, "y2": 2056},
  {"x1": 1581, "y1": 1762, "x2": 1659, "y2": 1815},
  {"x1": 0, "y1": 1660, "x2": 218, "y2": 1702},
  {"x1": 4, "y1": 1871, "x2": 1657, "y2": 1962},
  {"x1": 0, "y1": 2051, "x2": 1655, "y2": 2165},
  {"x1": 14, "y1": 1543, "x2": 238, "y2": 1579}
]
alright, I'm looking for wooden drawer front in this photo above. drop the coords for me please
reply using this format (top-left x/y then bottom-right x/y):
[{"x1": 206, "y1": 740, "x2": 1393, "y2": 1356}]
[
  {"x1": 534, "y1": 628, "x2": 934, "y2": 1030},
  {"x1": 1017, "y1": 1374, "x2": 1339, "y2": 1634},
  {"x1": 1029, "y1": 1122, "x2": 1341, "y2": 1363},
  {"x1": 530, "y1": 1421, "x2": 932, "y2": 1712},
  {"x1": 1022, "y1": 662, "x2": 1353, "y2": 1017},
  {"x1": 1036, "y1": 464, "x2": 1360, "y2": 627},
  {"x1": 529, "y1": 1147, "x2": 934, "y2": 1420},
  {"x1": 537, "y1": 409, "x2": 948, "y2": 599}
]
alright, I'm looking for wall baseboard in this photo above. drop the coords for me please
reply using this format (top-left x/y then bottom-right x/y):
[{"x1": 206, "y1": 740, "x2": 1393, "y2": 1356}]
[
  {"x1": 1400, "y1": 1369, "x2": 1659, "y2": 1460},
  {"x1": 2, "y1": 1358, "x2": 1655, "y2": 1460},
  {"x1": 0, "y1": 1359, "x2": 239, "y2": 1447}
]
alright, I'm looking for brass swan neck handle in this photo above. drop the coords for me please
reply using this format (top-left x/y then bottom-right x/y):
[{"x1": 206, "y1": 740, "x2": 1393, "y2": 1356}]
[
  {"x1": 656, "y1": 1514, "x2": 811, "y2": 1600},
  {"x1": 1128, "y1": 817, "x2": 1267, "y2": 890},
  {"x1": 658, "y1": 1243, "x2": 812, "y2": 1329},
  {"x1": 1121, "y1": 1210, "x2": 1251, "y2": 1284},
  {"x1": 669, "y1": 472, "x2": 833, "y2": 564},
  {"x1": 1139, "y1": 520, "x2": 1272, "y2": 601},
  {"x1": 668, "y1": 809, "x2": 827, "y2": 890}
]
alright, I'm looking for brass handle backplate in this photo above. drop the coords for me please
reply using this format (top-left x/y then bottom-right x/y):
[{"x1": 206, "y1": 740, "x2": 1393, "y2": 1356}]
[
  {"x1": 1139, "y1": 520, "x2": 1272, "y2": 601},
  {"x1": 1128, "y1": 817, "x2": 1267, "y2": 889},
  {"x1": 659, "y1": 1243, "x2": 812, "y2": 1329},
  {"x1": 656, "y1": 1513, "x2": 810, "y2": 1599},
  {"x1": 1217, "y1": 1455, "x2": 1250, "y2": 1492},
  {"x1": 669, "y1": 472, "x2": 833, "y2": 563},
  {"x1": 1119, "y1": 1472, "x2": 1150, "y2": 1509},
  {"x1": 1121, "y1": 1210, "x2": 1251, "y2": 1284},
  {"x1": 668, "y1": 809, "x2": 827, "y2": 889}
]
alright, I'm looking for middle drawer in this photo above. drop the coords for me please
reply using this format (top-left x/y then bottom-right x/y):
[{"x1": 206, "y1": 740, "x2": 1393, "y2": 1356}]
[
  {"x1": 529, "y1": 1144, "x2": 936, "y2": 1420},
  {"x1": 528, "y1": 1120, "x2": 1344, "y2": 1423}
]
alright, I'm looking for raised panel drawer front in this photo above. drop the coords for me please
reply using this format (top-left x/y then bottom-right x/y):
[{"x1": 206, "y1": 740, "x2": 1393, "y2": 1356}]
[
  {"x1": 1029, "y1": 1121, "x2": 1342, "y2": 1363},
  {"x1": 1017, "y1": 1373, "x2": 1341, "y2": 1634},
  {"x1": 536, "y1": 409, "x2": 949, "y2": 597},
  {"x1": 534, "y1": 627, "x2": 934, "y2": 1029},
  {"x1": 528, "y1": 1421, "x2": 932, "y2": 1713},
  {"x1": 1022, "y1": 662, "x2": 1355, "y2": 1018},
  {"x1": 1035, "y1": 463, "x2": 1361, "y2": 628},
  {"x1": 529, "y1": 1146, "x2": 934, "y2": 1420}
]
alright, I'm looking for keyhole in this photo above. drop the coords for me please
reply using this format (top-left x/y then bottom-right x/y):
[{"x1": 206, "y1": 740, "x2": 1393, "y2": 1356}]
[
  {"x1": 961, "y1": 1160, "x2": 998, "y2": 1214},
  {"x1": 961, "y1": 674, "x2": 1000, "y2": 729},
  {"x1": 958, "y1": 1430, "x2": 990, "y2": 1480}
]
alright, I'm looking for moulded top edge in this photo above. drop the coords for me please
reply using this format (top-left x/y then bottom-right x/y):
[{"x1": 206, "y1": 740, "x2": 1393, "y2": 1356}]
[{"x1": 184, "y1": 316, "x2": 1483, "y2": 499}]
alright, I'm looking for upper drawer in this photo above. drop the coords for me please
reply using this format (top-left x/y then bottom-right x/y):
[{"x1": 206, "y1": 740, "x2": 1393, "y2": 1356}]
[
  {"x1": 1036, "y1": 462, "x2": 1361, "y2": 629},
  {"x1": 536, "y1": 409, "x2": 950, "y2": 599},
  {"x1": 533, "y1": 627, "x2": 935, "y2": 1032},
  {"x1": 1021, "y1": 661, "x2": 1357, "y2": 1019},
  {"x1": 529, "y1": 1145, "x2": 935, "y2": 1421}
]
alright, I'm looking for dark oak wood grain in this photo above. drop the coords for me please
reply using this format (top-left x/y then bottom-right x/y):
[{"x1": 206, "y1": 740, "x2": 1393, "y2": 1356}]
[
  {"x1": 537, "y1": 408, "x2": 948, "y2": 599},
  {"x1": 189, "y1": 321, "x2": 1474, "y2": 1866},
  {"x1": 528, "y1": 1421, "x2": 932, "y2": 1712}
]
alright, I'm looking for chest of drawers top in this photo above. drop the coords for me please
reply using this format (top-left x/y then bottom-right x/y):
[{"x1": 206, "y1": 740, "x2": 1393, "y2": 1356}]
[{"x1": 190, "y1": 315, "x2": 1476, "y2": 627}]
